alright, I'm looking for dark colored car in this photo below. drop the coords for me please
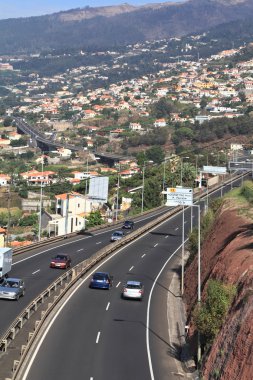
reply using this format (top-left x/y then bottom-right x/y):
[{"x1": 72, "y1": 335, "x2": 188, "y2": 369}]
[
  {"x1": 50, "y1": 254, "x2": 71, "y2": 269},
  {"x1": 89, "y1": 272, "x2": 113, "y2": 289},
  {"x1": 122, "y1": 220, "x2": 135, "y2": 229}
]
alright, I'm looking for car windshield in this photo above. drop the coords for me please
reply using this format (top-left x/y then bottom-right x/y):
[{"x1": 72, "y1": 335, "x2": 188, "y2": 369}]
[
  {"x1": 113, "y1": 232, "x2": 122, "y2": 236},
  {"x1": 4, "y1": 281, "x2": 19, "y2": 288},
  {"x1": 55, "y1": 255, "x2": 66, "y2": 260},
  {"x1": 126, "y1": 283, "x2": 142, "y2": 289}
]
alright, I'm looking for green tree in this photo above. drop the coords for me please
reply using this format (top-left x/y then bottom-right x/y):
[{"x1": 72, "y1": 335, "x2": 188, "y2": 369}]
[
  {"x1": 87, "y1": 210, "x2": 104, "y2": 227},
  {"x1": 146, "y1": 145, "x2": 165, "y2": 164},
  {"x1": 3, "y1": 116, "x2": 13, "y2": 127}
]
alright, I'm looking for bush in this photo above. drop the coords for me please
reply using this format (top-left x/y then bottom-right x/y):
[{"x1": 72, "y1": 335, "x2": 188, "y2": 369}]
[
  {"x1": 193, "y1": 280, "x2": 236, "y2": 343},
  {"x1": 240, "y1": 181, "x2": 253, "y2": 203},
  {"x1": 86, "y1": 211, "x2": 104, "y2": 227},
  {"x1": 19, "y1": 213, "x2": 38, "y2": 226}
]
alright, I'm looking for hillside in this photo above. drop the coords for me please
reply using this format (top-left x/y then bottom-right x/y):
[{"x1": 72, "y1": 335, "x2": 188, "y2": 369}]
[
  {"x1": 184, "y1": 189, "x2": 253, "y2": 379},
  {"x1": 1, "y1": 0, "x2": 253, "y2": 54}
]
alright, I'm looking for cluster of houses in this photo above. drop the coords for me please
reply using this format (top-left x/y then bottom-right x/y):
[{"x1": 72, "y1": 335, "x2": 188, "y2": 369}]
[{"x1": 3, "y1": 43, "x2": 253, "y2": 147}]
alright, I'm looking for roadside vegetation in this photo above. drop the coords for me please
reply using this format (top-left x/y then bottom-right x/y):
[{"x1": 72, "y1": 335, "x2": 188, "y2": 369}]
[{"x1": 193, "y1": 279, "x2": 236, "y2": 343}]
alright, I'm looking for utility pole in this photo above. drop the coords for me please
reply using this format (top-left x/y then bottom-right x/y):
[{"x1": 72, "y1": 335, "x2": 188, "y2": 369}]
[
  {"x1": 38, "y1": 158, "x2": 44, "y2": 241},
  {"x1": 64, "y1": 193, "x2": 70, "y2": 236},
  {"x1": 6, "y1": 184, "x2": 11, "y2": 247},
  {"x1": 116, "y1": 164, "x2": 120, "y2": 221}
]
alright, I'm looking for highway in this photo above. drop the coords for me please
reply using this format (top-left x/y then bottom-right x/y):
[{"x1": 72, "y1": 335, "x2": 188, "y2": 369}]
[
  {"x1": 0, "y1": 174, "x2": 248, "y2": 379},
  {"x1": 0, "y1": 207, "x2": 171, "y2": 337},
  {"x1": 18, "y1": 176, "x2": 248, "y2": 380},
  {"x1": 23, "y1": 206, "x2": 191, "y2": 380}
]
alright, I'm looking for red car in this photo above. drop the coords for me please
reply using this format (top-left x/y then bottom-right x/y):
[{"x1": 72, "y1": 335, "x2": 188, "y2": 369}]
[{"x1": 50, "y1": 254, "x2": 71, "y2": 269}]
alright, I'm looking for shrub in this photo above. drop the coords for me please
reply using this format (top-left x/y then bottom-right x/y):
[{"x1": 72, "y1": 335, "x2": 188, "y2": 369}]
[
  {"x1": 86, "y1": 211, "x2": 104, "y2": 227},
  {"x1": 240, "y1": 181, "x2": 253, "y2": 203},
  {"x1": 19, "y1": 213, "x2": 38, "y2": 226},
  {"x1": 193, "y1": 280, "x2": 236, "y2": 343}
]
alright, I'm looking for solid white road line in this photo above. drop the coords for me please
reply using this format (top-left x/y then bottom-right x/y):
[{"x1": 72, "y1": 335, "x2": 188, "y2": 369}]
[
  {"x1": 146, "y1": 241, "x2": 188, "y2": 380},
  {"x1": 141, "y1": 254, "x2": 146, "y2": 258},
  {"x1": 116, "y1": 281, "x2": 121, "y2": 288},
  {"x1": 32, "y1": 269, "x2": 40, "y2": 275},
  {"x1": 96, "y1": 332, "x2": 101, "y2": 344},
  {"x1": 129, "y1": 266, "x2": 134, "y2": 271},
  {"x1": 106, "y1": 302, "x2": 110, "y2": 311}
]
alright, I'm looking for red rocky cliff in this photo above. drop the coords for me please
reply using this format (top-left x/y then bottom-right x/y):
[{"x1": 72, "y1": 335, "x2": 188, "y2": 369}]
[{"x1": 184, "y1": 201, "x2": 253, "y2": 380}]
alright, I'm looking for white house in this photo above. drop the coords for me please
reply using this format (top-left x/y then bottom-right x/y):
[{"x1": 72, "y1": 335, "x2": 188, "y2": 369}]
[
  {"x1": 52, "y1": 191, "x2": 105, "y2": 236},
  {"x1": 129, "y1": 122, "x2": 143, "y2": 132},
  {"x1": 154, "y1": 118, "x2": 166, "y2": 128},
  {"x1": 0, "y1": 174, "x2": 10, "y2": 186}
]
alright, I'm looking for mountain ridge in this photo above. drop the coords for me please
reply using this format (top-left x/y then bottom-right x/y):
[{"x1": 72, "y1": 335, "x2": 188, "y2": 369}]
[{"x1": 1, "y1": 0, "x2": 253, "y2": 55}]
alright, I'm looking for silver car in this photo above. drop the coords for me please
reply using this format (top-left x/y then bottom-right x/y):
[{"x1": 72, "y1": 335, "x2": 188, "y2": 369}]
[
  {"x1": 122, "y1": 281, "x2": 144, "y2": 300},
  {"x1": 0, "y1": 278, "x2": 25, "y2": 300},
  {"x1": 110, "y1": 230, "x2": 124, "y2": 242}
]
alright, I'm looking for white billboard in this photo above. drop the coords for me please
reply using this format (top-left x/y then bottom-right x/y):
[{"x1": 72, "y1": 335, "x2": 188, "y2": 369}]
[
  {"x1": 166, "y1": 187, "x2": 193, "y2": 206},
  {"x1": 89, "y1": 176, "x2": 109, "y2": 203},
  {"x1": 203, "y1": 166, "x2": 227, "y2": 174}
]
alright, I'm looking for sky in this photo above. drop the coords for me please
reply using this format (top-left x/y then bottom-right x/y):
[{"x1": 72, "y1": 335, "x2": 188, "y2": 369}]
[{"x1": 0, "y1": 0, "x2": 182, "y2": 20}]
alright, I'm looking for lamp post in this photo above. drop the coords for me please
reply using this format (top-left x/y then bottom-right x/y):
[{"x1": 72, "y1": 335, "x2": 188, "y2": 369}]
[
  {"x1": 141, "y1": 160, "x2": 153, "y2": 214},
  {"x1": 38, "y1": 158, "x2": 44, "y2": 241},
  {"x1": 116, "y1": 163, "x2": 121, "y2": 221},
  {"x1": 163, "y1": 158, "x2": 170, "y2": 204}
]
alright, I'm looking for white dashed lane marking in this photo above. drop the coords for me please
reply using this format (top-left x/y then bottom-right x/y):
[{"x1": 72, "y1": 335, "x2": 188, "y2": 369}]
[
  {"x1": 141, "y1": 254, "x2": 146, "y2": 258},
  {"x1": 129, "y1": 266, "x2": 134, "y2": 271},
  {"x1": 106, "y1": 302, "x2": 110, "y2": 311},
  {"x1": 96, "y1": 332, "x2": 101, "y2": 344},
  {"x1": 154, "y1": 243, "x2": 158, "y2": 247},
  {"x1": 77, "y1": 249, "x2": 83, "y2": 252},
  {"x1": 32, "y1": 269, "x2": 40, "y2": 275},
  {"x1": 116, "y1": 282, "x2": 121, "y2": 288}
]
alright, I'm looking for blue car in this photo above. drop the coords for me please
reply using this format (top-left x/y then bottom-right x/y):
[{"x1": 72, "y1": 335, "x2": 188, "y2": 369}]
[{"x1": 89, "y1": 272, "x2": 113, "y2": 289}]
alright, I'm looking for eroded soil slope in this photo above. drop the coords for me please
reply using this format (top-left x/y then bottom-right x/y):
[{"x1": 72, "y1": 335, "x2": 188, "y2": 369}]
[{"x1": 184, "y1": 201, "x2": 253, "y2": 380}]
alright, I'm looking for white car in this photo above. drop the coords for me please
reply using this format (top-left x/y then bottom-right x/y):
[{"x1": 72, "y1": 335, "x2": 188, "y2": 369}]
[
  {"x1": 0, "y1": 278, "x2": 25, "y2": 300},
  {"x1": 122, "y1": 281, "x2": 144, "y2": 300}
]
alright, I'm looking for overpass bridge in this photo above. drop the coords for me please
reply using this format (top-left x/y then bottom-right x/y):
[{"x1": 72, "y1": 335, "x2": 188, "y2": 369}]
[
  {"x1": 13, "y1": 117, "x2": 82, "y2": 152},
  {"x1": 94, "y1": 152, "x2": 135, "y2": 167}
]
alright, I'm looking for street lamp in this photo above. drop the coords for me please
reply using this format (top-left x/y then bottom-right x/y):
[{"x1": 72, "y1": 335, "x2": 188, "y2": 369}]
[
  {"x1": 83, "y1": 157, "x2": 100, "y2": 230},
  {"x1": 38, "y1": 158, "x2": 44, "y2": 241},
  {"x1": 141, "y1": 160, "x2": 153, "y2": 213},
  {"x1": 163, "y1": 158, "x2": 170, "y2": 204},
  {"x1": 116, "y1": 163, "x2": 121, "y2": 221}
]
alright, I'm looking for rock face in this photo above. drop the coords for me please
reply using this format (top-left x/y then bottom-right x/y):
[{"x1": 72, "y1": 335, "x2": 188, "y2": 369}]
[{"x1": 184, "y1": 201, "x2": 253, "y2": 379}]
